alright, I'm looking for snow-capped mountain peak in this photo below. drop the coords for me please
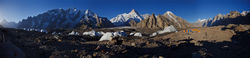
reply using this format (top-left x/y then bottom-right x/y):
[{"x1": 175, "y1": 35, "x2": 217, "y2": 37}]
[
  {"x1": 129, "y1": 9, "x2": 139, "y2": 15},
  {"x1": 165, "y1": 11, "x2": 173, "y2": 15},
  {"x1": 85, "y1": 9, "x2": 96, "y2": 16},
  {"x1": 110, "y1": 9, "x2": 143, "y2": 26},
  {"x1": 163, "y1": 11, "x2": 182, "y2": 28}
]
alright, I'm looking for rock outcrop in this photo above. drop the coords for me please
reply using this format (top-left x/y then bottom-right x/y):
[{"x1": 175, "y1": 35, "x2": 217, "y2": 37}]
[{"x1": 129, "y1": 20, "x2": 137, "y2": 27}]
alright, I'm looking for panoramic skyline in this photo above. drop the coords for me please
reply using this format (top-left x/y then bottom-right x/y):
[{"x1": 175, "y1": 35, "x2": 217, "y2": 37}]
[{"x1": 0, "y1": 0, "x2": 249, "y2": 23}]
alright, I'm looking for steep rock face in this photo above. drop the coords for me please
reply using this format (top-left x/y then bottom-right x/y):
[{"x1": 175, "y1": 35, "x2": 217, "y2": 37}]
[
  {"x1": 136, "y1": 11, "x2": 190, "y2": 29},
  {"x1": 192, "y1": 19, "x2": 209, "y2": 27},
  {"x1": 78, "y1": 13, "x2": 114, "y2": 29},
  {"x1": 18, "y1": 8, "x2": 84, "y2": 29},
  {"x1": 162, "y1": 11, "x2": 190, "y2": 29},
  {"x1": 210, "y1": 11, "x2": 250, "y2": 26},
  {"x1": 195, "y1": 11, "x2": 250, "y2": 27},
  {"x1": 129, "y1": 20, "x2": 137, "y2": 27},
  {"x1": 137, "y1": 14, "x2": 158, "y2": 28},
  {"x1": 110, "y1": 9, "x2": 143, "y2": 26},
  {"x1": 18, "y1": 8, "x2": 114, "y2": 29}
]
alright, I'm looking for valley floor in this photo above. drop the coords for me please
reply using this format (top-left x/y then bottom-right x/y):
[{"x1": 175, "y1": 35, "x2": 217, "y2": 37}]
[{"x1": 0, "y1": 24, "x2": 250, "y2": 58}]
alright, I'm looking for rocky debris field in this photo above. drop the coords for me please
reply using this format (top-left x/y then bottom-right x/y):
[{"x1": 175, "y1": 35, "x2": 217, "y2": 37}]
[{"x1": 0, "y1": 24, "x2": 250, "y2": 58}]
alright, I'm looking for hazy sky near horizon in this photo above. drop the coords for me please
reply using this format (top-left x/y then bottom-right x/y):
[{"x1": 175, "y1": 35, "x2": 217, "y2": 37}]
[{"x1": 0, "y1": 0, "x2": 249, "y2": 23}]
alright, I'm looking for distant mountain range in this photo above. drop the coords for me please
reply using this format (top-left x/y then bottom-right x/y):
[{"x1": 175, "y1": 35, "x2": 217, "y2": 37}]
[
  {"x1": 18, "y1": 8, "x2": 113, "y2": 29},
  {"x1": 110, "y1": 9, "x2": 191, "y2": 30},
  {"x1": 0, "y1": 19, "x2": 17, "y2": 28},
  {"x1": 17, "y1": 8, "x2": 191, "y2": 30},
  {"x1": 194, "y1": 11, "x2": 250, "y2": 27},
  {"x1": 1, "y1": 8, "x2": 249, "y2": 30}
]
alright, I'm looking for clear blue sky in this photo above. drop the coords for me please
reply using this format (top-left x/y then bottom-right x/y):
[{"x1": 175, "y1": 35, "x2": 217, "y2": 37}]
[{"x1": 0, "y1": 0, "x2": 249, "y2": 23}]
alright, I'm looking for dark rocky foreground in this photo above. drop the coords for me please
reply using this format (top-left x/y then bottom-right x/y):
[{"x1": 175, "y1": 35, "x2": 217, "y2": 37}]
[{"x1": 0, "y1": 24, "x2": 250, "y2": 58}]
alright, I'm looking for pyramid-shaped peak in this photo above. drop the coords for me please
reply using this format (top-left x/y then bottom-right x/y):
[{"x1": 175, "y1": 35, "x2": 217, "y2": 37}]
[{"x1": 129, "y1": 9, "x2": 139, "y2": 14}]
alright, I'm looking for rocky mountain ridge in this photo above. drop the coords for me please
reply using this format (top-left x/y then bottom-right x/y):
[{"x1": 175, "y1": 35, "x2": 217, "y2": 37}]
[
  {"x1": 136, "y1": 11, "x2": 190, "y2": 30},
  {"x1": 18, "y1": 8, "x2": 114, "y2": 29},
  {"x1": 194, "y1": 11, "x2": 250, "y2": 27}
]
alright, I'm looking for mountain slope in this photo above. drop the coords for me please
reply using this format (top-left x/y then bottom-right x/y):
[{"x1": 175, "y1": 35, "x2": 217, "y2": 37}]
[
  {"x1": 195, "y1": 11, "x2": 250, "y2": 27},
  {"x1": 192, "y1": 19, "x2": 209, "y2": 27},
  {"x1": 110, "y1": 9, "x2": 143, "y2": 26},
  {"x1": 18, "y1": 8, "x2": 114, "y2": 29},
  {"x1": 136, "y1": 11, "x2": 190, "y2": 30},
  {"x1": 0, "y1": 19, "x2": 17, "y2": 28},
  {"x1": 78, "y1": 11, "x2": 114, "y2": 29}
]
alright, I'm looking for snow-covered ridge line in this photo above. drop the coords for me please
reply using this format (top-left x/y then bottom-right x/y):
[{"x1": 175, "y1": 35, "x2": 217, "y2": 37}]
[
  {"x1": 166, "y1": 11, "x2": 182, "y2": 28},
  {"x1": 110, "y1": 9, "x2": 143, "y2": 26}
]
